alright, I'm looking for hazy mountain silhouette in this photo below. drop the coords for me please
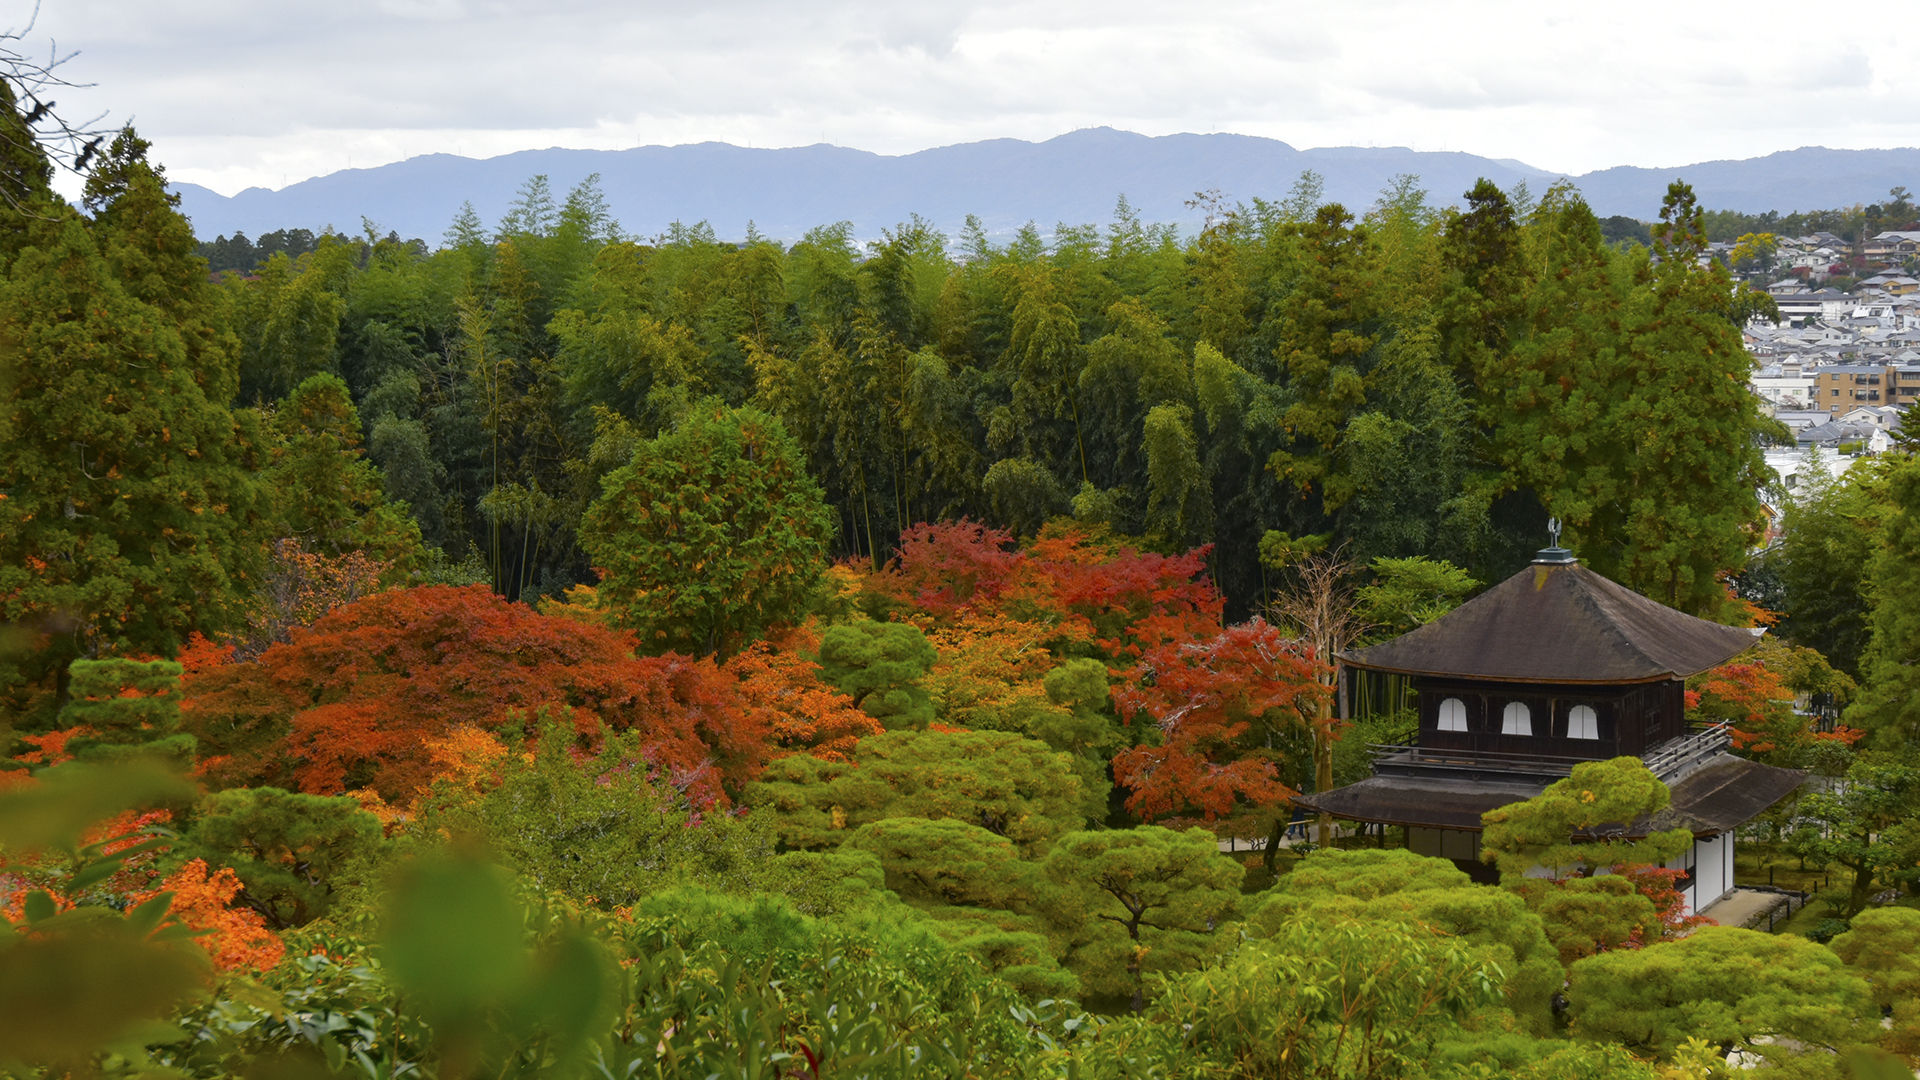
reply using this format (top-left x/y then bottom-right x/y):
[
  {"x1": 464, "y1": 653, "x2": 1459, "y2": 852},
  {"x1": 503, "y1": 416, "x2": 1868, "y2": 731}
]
[{"x1": 167, "y1": 128, "x2": 1920, "y2": 244}]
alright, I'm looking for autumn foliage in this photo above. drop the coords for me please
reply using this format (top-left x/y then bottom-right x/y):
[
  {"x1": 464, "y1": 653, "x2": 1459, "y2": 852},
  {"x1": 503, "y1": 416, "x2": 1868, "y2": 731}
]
[
  {"x1": 722, "y1": 629, "x2": 882, "y2": 760},
  {"x1": 132, "y1": 859, "x2": 284, "y2": 973},
  {"x1": 871, "y1": 520, "x2": 1221, "y2": 662},
  {"x1": 183, "y1": 585, "x2": 770, "y2": 806},
  {"x1": 1110, "y1": 619, "x2": 1327, "y2": 822},
  {"x1": 1686, "y1": 636, "x2": 1862, "y2": 758}
]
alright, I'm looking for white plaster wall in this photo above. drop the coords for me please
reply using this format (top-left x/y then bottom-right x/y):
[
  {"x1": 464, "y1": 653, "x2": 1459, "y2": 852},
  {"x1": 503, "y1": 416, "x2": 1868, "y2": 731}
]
[
  {"x1": 1694, "y1": 833, "x2": 1728, "y2": 910},
  {"x1": 1664, "y1": 845, "x2": 1699, "y2": 917}
]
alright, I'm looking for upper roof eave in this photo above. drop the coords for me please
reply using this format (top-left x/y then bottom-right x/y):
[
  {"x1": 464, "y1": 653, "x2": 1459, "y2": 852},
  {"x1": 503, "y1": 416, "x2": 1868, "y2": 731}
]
[
  {"x1": 1332, "y1": 658, "x2": 1684, "y2": 686},
  {"x1": 1337, "y1": 561, "x2": 1760, "y2": 685}
]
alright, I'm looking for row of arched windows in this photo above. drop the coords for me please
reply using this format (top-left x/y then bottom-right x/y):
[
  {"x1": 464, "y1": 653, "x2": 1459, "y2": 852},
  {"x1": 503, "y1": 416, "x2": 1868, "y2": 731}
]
[{"x1": 1435, "y1": 697, "x2": 1600, "y2": 739}]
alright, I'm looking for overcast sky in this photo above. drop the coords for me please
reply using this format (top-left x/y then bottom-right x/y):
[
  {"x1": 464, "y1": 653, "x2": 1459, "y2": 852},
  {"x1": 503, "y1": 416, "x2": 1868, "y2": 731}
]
[{"x1": 12, "y1": 0, "x2": 1919, "y2": 197}]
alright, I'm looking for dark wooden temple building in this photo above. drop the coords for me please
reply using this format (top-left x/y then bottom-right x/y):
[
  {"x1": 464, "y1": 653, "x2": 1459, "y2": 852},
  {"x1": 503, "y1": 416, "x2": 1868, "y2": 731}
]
[{"x1": 1294, "y1": 545, "x2": 1806, "y2": 914}]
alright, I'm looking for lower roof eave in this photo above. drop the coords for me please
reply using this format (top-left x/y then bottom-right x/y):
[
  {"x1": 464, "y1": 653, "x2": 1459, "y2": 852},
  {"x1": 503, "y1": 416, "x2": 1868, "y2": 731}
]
[
  {"x1": 1293, "y1": 754, "x2": 1808, "y2": 839},
  {"x1": 1291, "y1": 776, "x2": 1547, "y2": 833}
]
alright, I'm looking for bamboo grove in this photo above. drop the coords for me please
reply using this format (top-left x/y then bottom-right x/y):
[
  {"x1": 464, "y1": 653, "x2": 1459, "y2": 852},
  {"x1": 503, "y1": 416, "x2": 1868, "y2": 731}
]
[{"x1": 199, "y1": 168, "x2": 1775, "y2": 625}]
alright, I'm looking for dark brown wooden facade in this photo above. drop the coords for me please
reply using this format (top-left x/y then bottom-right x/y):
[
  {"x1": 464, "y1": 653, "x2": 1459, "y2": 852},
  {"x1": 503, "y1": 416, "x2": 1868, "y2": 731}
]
[{"x1": 1411, "y1": 677, "x2": 1688, "y2": 760}]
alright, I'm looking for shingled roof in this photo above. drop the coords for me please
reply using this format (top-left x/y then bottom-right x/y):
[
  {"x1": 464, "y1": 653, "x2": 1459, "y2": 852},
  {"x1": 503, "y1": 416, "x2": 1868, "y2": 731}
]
[{"x1": 1339, "y1": 558, "x2": 1761, "y2": 684}]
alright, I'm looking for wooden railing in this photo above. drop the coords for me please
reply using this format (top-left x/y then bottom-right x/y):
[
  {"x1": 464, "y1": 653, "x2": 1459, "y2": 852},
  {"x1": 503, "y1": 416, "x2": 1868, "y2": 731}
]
[{"x1": 1367, "y1": 721, "x2": 1732, "y2": 782}]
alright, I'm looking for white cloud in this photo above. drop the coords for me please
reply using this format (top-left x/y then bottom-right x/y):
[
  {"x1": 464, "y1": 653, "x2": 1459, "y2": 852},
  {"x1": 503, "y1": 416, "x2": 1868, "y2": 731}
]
[{"x1": 11, "y1": 0, "x2": 1918, "y2": 195}]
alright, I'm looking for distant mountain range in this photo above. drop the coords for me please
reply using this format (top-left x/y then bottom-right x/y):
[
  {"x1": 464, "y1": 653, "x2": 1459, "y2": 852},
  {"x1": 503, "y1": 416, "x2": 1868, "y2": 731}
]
[{"x1": 167, "y1": 128, "x2": 1920, "y2": 245}]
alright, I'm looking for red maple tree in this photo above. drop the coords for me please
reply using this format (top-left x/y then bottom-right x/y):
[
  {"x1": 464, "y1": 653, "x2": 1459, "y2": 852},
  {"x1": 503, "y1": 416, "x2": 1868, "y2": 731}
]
[
  {"x1": 871, "y1": 520, "x2": 1222, "y2": 663},
  {"x1": 880, "y1": 519, "x2": 1025, "y2": 619},
  {"x1": 1110, "y1": 618, "x2": 1327, "y2": 822}
]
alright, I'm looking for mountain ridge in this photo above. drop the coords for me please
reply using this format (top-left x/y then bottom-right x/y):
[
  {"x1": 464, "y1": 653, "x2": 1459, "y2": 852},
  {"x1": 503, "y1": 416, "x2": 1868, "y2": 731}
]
[{"x1": 167, "y1": 128, "x2": 1920, "y2": 244}]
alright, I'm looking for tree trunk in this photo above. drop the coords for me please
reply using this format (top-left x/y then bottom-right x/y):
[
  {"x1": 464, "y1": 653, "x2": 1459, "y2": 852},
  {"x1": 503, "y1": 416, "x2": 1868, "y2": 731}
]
[
  {"x1": 1315, "y1": 693, "x2": 1335, "y2": 847},
  {"x1": 1125, "y1": 915, "x2": 1146, "y2": 1013},
  {"x1": 1263, "y1": 811, "x2": 1288, "y2": 874},
  {"x1": 1846, "y1": 860, "x2": 1876, "y2": 917}
]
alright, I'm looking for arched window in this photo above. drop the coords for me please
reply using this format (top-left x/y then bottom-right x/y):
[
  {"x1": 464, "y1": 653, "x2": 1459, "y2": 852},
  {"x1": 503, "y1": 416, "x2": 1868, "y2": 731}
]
[
  {"x1": 1567, "y1": 704, "x2": 1599, "y2": 740},
  {"x1": 1501, "y1": 701, "x2": 1532, "y2": 736},
  {"x1": 1437, "y1": 697, "x2": 1468, "y2": 732}
]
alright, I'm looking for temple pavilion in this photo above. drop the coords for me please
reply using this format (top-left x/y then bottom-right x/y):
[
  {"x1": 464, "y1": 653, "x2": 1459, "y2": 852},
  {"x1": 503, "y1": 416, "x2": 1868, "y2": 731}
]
[{"x1": 1293, "y1": 543, "x2": 1806, "y2": 914}]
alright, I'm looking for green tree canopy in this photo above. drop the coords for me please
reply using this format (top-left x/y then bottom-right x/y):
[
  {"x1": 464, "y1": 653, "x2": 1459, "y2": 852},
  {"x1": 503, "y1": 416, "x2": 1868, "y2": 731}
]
[
  {"x1": 1568, "y1": 925, "x2": 1872, "y2": 1068},
  {"x1": 1480, "y1": 757, "x2": 1693, "y2": 880},
  {"x1": 581, "y1": 401, "x2": 833, "y2": 656},
  {"x1": 1787, "y1": 760, "x2": 1920, "y2": 917},
  {"x1": 1830, "y1": 907, "x2": 1920, "y2": 1061},
  {"x1": 177, "y1": 784, "x2": 384, "y2": 929},
  {"x1": 839, "y1": 816, "x2": 1077, "y2": 999},
  {"x1": 1140, "y1": 914, "x2": 1510, "y2": 1079},
  {"x1": 420, "y1": 717, "x2": 778, "y2": 910},
  {"x1": 264, "y1": 372, "x2": 422, "y2": 564},
  {"x1": 813, "y1": 620, "x2": 937, "y2": 730},
  {"x1": 1849, "y1": 453, "x2": 1920, "y2": 747},
  {"x1": 744, "y1": 728, "x2": 1089, "y2": 854},
  {"x1": 1246, "y1": 848, "x2": 1561, "y2": 1034},
  {"x1": 1355, "y1": 556, "x2": 1480, "y2": 640},
  {"x1": 1037, "y1": 825, "x2": 1240, "y2": 1011}
]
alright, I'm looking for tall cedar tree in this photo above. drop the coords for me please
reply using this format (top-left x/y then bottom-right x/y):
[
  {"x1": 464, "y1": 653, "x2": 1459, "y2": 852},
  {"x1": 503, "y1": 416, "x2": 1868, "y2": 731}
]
[
  {"x1": 1608, "y1": 183, "x2": 1771, "y2": 616},
  {"x1": 263, "y1": 373, "x2": 422, "y2": 566},
  {"x1": 1773, "y1": 450, "x2": 1876, "y2": 677},
  {"x1": 1848, "y1": 452, "x2": 1920, "y2": 748},
  {"x1": 1266, "y1": 203, "x2": 1380, "y2": 513},
  {"x1": 0, "y1": 124, "x2": 259, "y2": 695},
  {"x1": 1492, "y1": 190, "x2": 1629, "y2": 559}
]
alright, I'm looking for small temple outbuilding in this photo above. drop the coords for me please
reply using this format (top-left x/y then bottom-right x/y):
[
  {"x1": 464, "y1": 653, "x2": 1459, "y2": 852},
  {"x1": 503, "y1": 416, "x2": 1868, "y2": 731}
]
[{"x1": 1294, "y1": 544, "x2": 1806, "y2": 914}]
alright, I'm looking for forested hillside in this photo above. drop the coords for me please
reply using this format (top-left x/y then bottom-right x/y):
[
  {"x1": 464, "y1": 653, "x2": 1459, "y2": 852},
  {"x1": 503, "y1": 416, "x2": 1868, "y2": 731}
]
[
  {"x1": 9, "y1": 74, "x2": 1920, "y2": 1080},
  {"x1": 190, "y1": 169, "x2": 1778, "y2": 625}
]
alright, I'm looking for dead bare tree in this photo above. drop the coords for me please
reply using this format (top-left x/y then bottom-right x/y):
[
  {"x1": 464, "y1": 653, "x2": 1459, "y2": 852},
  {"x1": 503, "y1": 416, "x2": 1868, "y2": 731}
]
[
  {"x1": 1266, "y1": 545, "x2": 1371, "y2": 848},
  {"x1": 2, "y1": 1, "x2": 112, "y2": 211}
]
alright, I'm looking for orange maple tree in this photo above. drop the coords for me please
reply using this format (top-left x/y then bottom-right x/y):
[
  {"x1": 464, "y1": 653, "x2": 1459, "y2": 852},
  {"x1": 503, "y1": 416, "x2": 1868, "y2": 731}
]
[
  {"x1": 1, "y1": 805, "x2": 175, "y2": 919},
  {"x1": 921, "y1": 611, "x2": 1066, "y2": 733},
  {"x1": 182, "y1": 585, "x2": 769, "y2": 807},
  {"x1": 1615, "y1": 864, "x2": 1712, "y2": 939},
  {"x1": 721, "y1": 629, "x2": 881, "y2": 761},
  {"x1": 1110, "y1": 619, "x2": 1327, "y2": 823},
  {"x1": 131, "y1": 858, "x2": 284, "y2": 972},
  {"x1": 1687, "y1": 637, "x2": 1862, "y2": 759},
  {"x1": 238, "y1": 538, "x2": 393, "y2": 659},
  {"x1": 1013, "y1": 524, "x2": 1222, "y2": 661},
  {"x1": 872, "y1": 520, "x2": 1222, "y2": 663}
]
